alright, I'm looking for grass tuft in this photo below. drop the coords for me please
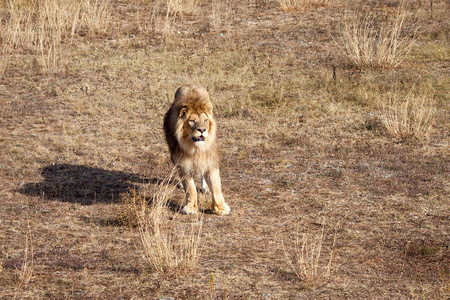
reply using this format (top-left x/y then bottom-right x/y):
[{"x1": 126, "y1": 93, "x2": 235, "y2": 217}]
[
  {"x1": 283, "y1": 224, "x2": 336, "y2": 284},
  {"x1": 138, "y1": 0, "x2": 200, "y2": 38},
  {"x1": 277, "y1": 0, "x2": 331, "y2": 12},
  {"x1": 1, "y1": 217, "x2": 35, "y2": 298},
  {"x1": 381, "y1": 87, "x2": 435, "y2": 142},
  {"x1": 16, "y1": 220, "x2": 35, "y2": 292},
  {"x1": 0, "y1": 0, "x2": 110, "y2": 72},
  {"x1": 337, "y1": 1, "x2": 416, "y2": 70},
  {"x1": 120, "y1": 169, "x2": 203, "y2": 274}
]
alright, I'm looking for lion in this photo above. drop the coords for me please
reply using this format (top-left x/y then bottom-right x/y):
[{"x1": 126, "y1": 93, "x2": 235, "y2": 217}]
[{"x1": 163, "y1": 84, "x2": 230, "y2": 215}]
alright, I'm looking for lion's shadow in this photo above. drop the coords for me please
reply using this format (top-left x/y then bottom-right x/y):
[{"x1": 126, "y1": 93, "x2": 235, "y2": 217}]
[
  {"x1": 19, "y1": 164, "x2": 150, "y2": 205},
  {"x1": 19, "y1": 163, "x2": 216, "y2": 215}
]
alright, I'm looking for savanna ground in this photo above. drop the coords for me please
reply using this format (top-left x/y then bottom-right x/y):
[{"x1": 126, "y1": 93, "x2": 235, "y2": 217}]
[{"x1": 0, "y1": 0, "x2": 449, "y2": 298}]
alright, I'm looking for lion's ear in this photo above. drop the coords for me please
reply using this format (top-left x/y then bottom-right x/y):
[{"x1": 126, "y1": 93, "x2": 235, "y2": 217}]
[
  {"x1": 205, "y1": 103, "x2": 213, "y2": 114},
  {"x1": 179, "y1": 106, "x2": 188, "y2": 118}
]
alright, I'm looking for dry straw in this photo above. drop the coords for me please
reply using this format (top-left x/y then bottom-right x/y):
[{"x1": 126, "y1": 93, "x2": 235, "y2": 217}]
[
  {"x1": 16, "y1": 220, "x2": 35, "y2": 292},
  {"x1": 338, "y1": 0, "x2": 415, "y2": 70},
  {"x1": 277, "y1": 0, "x2": 331, "y2": 12},
  {"x1": 0, "y1": 208, "x2": 35, "y2": 299},
  {"x1": 0, "y1": 0, "x2": 109, "y2": 72},
  {"x1": 283, "y1": 224, "x2": 336, "y2": 283},
  {"x1": 121, "y1": 168, "x2": 203, "y2": 274},
  {"x1": 381, "y1": 88, "x2": 435, "y2": 142},
  {"x1": 211, "y1": 0, "x2": 232, "y2": 28},
  {"x1": 139, "y1": 0, "x2": 200, "y2": 38}
]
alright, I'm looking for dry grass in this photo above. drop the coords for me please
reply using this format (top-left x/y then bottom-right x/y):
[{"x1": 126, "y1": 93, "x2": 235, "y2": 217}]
[
  {"x1": 137, "y1": 0, "x2": 200, "y2": 38},
  {"x1": 338, "y1": 1, "x2": 416, "y2": 70},
  {"x1": 381, "y1": 88, "x2": 435, "y2": 142},
  {"x1": 78, "y1": 0, "x2": 110, "y2": 35},
  {"x1": 0, "y1": 216, "x2": 35, "y2": 299},
  {"x1": 120, "y1": 170, "x2": 203, "y2": 274},
  {"x1": 0, "y1": 0, "x2": 448, "y2": 298},
  {"x1": 15, "y1": 220, "x2": 35, "y2": 293},
  {"x1": 283, "y1": 223, "x2": 336, "y2": 284},
  {"x1": 139, "y1": 212, "x2": 203, "y2": 275},
  {"x1": 0, "y1": 0, "x2": 110, "y2": 72},
  {"x1": 211, "y1": 0, "x2": 232, "y2": 28},
  {"x1": 277, "y1": 0, "x2": 331, "y2": 11},
  {"x1": 166, "y1": 0, "x2": 200, "y2": 16}
]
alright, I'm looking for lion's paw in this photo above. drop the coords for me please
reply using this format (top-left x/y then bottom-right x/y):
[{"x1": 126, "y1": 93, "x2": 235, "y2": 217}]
[
  {"x1": 200, "y1": 177, "x2": 210, "y2": 194},
  {"x1": 181, "y1": 205, "x2": 198, "y2": 215},
  {"x1": 213, "y1": 203, "x2": 230, "y2": 215},
  {"x1": 199, "y1": 187, "x2": 210, "y2": 194}
]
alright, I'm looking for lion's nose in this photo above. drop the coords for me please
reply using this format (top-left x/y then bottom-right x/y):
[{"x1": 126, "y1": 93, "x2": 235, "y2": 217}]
[{"x1": 197, "y1": 128, "x2": 206, "y2": 133}]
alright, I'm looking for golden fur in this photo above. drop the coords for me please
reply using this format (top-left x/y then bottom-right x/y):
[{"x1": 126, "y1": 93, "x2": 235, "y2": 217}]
[{"x1": 164, "y1": 85, "x2": 230, "y2": 215}]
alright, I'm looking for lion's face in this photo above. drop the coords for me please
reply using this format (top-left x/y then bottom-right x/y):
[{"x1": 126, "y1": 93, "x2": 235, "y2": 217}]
[
  {"x1": 184, "y1": 112, "x2": 210, "y2": 147},
  {"x1": 175, "y1": 103, "x2": 216, "y2": 154}
]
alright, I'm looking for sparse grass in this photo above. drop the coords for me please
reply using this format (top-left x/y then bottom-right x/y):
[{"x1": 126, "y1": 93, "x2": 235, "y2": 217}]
[
  {"x1": 139, "y1": 211, "x2": 203, "y2": 275},
  {"x1": 283, "y1": 224, "x2": 336, "y2": 284},
  {"x1": 79, "y1": 0, "x2": 110, "y2": 35},
  {"x1": 0, "y1": 0, "x2": 448, "y2": 298},
  {"x1": 211, "y1": 0, "x2": 232, "y2": 28},
  {"x1": 381, "y1": 88, "x2": 435, "y2": 142},
  {"x1": 15, "y1": 219, "x2": 35, "y2": 293},
  {"x1": 166, "y1": 0, "x2": 200, "y2": 16},
  {"x1": 120, "y1": 170, "x2": 203, "y2": 274},
  {"x1": 250, "y1": 80, "x2": 286, "y2": 108},
  {"x1": 138, "y1": 0, "x2": 200, "y2": 38},
  {"x1": 338, "y1": 1, "x2": 416, "y2": 70},
  {"x1": 412, "y1": 41, "x2": 450, "y2": 63},
  {"x1": 0, "y1": 0, "x2": 110, "y2": 72},
  {"x1": 277, "y1": 0, "x2": 331, "y2": 12},
  {"x1": 0, "y1": 217, "x2": 35, "y2": 299}
]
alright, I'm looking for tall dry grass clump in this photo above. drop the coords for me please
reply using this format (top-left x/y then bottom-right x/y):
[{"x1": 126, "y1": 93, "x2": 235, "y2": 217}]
[
  {"x1": 283, "y1": 224, "x2": 336, "y2": 283},
  {"x1": 166, "y1": 0, "x2": 200, "y2": 16},
  {"x1": 0, "y1": 218, "x2": 35, "y2": 298},
  {"x1": 381, "y1": 88, "x2": 435, "y2": 142},
  {"x1": 15, "y1": 220, "x2": 35, "y2": 292},
  {"x1": 211, "y1": 0, "x2": 232, "y2": 28},
  {"x1": 79, "y1": 0, "x2": 110, "y2": 35},
  {"x1": 277, "y1": 0, "x2": 331, "y2": 12},
  {"x1": 338, "y1": 1, "x2": 415, "y2": 70},
  {"x1": 0, "y1": 0, "x2": 110, "y2": 72},
  {"x1": 138, "y1": 0, "x2": 200, "y2": 38},
  {"x1": 120, "y1": 170, "x2": 203, "y2": 274}
]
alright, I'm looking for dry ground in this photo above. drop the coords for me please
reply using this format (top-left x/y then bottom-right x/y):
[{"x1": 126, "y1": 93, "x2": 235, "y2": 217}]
[{"x1": 1, "y1": 0, "x2": 449, "y2": 299}]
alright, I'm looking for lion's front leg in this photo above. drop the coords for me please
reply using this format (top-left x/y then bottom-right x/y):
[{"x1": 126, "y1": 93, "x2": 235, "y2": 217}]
[
  {"x1": 181, "y1": 176, "x2": 198, "y2": 215},
  {"x1": 204, "y1": 168, "x2": 230, "y2": 215}
]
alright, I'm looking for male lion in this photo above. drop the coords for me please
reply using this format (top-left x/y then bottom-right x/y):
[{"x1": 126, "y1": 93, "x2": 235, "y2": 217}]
[{"x1": 163, "y1": 85, "x2": 230, "y2": 215}]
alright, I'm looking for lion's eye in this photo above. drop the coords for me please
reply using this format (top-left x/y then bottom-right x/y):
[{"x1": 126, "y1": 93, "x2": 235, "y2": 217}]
[{"x1": 188, "y1": 120, "x2": 195, "y2": 125}]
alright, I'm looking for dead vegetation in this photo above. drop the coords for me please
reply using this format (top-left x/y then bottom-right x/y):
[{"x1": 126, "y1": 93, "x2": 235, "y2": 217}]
[
  {"x1": 0, "y1": 0, "x2": 449, "y2": 298},
  {"x1": 337, "y1": 0, "x2": 416, "y2": 70},
  {"x1": 283, "y1": 222, "x2": 337, "y2": 285},
  {"x1": 381, "y1": 86, "x2": 436, "y2": 141},
  {"x1": 277, "y1": 0, "x2": 332, "y2": 12},
  {"x1": 119, "y1": 170, "x2": 203, "y2": 274},
  {"x1": 0, "y1": 0, "x2": 110, "y2": 73}
]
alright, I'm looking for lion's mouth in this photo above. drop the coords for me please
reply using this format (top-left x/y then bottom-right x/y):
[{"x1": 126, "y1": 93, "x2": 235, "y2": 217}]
[{"x1": 192, "y1": 136, "x2": 205, "y2": 142}]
